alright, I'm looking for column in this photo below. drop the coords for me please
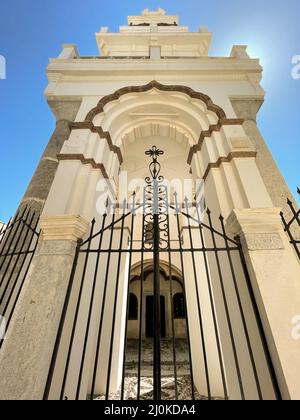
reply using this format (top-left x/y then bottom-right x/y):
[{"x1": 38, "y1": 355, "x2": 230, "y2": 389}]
[
  {"x1": 20, "y1": 100, "x2": 82, "y2": 214},
  {"x1": 0, "y1": 215, "x2": 89, "y2": 400},
  {"x1": 227, "y1": 208, "x2": 300, "y2": 400}
]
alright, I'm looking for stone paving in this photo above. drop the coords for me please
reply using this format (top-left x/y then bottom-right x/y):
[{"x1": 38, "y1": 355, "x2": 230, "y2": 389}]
[{"x1": 94, "y1": 340, "x2": 223, "y2": 400}]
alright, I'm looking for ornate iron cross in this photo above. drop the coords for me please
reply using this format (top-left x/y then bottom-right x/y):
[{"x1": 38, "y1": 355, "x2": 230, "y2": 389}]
[{"x1": 145, "y1": 146, "x2": 164, "y2": 180}]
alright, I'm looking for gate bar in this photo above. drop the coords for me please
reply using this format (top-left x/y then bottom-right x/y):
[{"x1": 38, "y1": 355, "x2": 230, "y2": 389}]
[
  {"x1": 153, "y1": 179, "x2": 161, "y2": 400},
  {"x1": 121, "y1": 194, "x2": 136, "y2": 400},
  {"x1": 90, "y1": 209, "x2": 116, "y2": 400},
  {"x1": 174, "y1": 192, "x2": 195, "y2": 399}
]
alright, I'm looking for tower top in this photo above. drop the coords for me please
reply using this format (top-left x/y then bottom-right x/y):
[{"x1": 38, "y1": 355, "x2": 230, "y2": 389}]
[
  {"x1": 128, "y1": 8, "x2": 179, "y2": 26},
  {"x1": 96, "y1": 9, "x2": 211, "y2": 58}
]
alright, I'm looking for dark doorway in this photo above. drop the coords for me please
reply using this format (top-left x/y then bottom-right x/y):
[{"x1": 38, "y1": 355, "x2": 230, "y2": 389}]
[
  {"x1": 129, "y1": 293, "x2": 138, "y2": 320},
  {"x1": 146, "y1": 295, "x2": 166, "y2": 338}
]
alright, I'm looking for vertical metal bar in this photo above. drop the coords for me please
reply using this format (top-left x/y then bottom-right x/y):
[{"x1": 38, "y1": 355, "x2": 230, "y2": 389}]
[
  {"x1": 184, "y1": 198, "x2": 211, "y2": 399},
  {"x1": 44, "y1": 239, "x2": 82, "y2": 400},
  {"x1": 121, "y1": 194, "x2": 136, "y2": 400},
  {"x1": 235, "y1": 236, "x2": 282, "y2": 400},
  {"x1": 137, "y1": 194, "x2": 146, "y2": 400},
  {"x1": 281, "y1": 212, "x2": 300, "y2": 260},
  {"x1": 76, "y1": 214, "x2": 107, "y2": 399},
  {"x1": 219, "y1": 215, "x2": 262, "y2": 399},
  {"x1": 0, "y1": 212, "x2": 20, "y2": 256},
  {"x1": 0, "y1": 210, "x2": 36, "y2": 307},
  {"x1": 0, "y1": 207, "x2": 29, "y2": 288},
  {"x1": 90, "y1": 209, "x2": 116, "y2": 400},
  {"x1": 106, "y1": 200, "x2": 127, "y2": 399},
  {"x1": 0, "y1": 217, "x2": 12, "y2": 244},
  {"x1": 60, "y1": 218, "x2": 96, "y2": 400},
  {"x1": 152, "y1": 179, "x2": 161, "y2": 401},
  {"x1": 207, "y1": 209, "x2": 245, "y2": 400},
  {"x1": 0, "y1": 211, "x2": 37, "y2": 313},
  {"x1": 195, "y1": 203, "x2": 228, "y2": 400},
  {"x1": 287, "y1": 199, "x2": 300, "y2": 227},
  {"x1": 166, "y1": 208, "x2": 178, "y2": 400},
  {"x1": 0, "y1": 217, "x2": 40, "y2": 349},
  {"x1": 0, "y1": 221, "x2": 7, "y2": 240},
  {"x1": 174, "y1": 192, "x2": 195, "y2": 400}
]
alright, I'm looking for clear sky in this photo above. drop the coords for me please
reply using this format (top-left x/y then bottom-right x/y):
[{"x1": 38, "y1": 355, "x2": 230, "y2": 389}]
[{"x1": 0, "y1": 0, "x2": 299, "y2": 221}]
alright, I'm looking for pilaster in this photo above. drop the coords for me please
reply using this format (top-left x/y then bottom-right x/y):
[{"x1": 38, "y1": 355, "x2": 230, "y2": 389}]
[
  {"x1": 227, "y1": 208, "x2": 300, "y2": 400},
  {"x1": 230, "y1": 99, "x2": 298, "y2": 223}
]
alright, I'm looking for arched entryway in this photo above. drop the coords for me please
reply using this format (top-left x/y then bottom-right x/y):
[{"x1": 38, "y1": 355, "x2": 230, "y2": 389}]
[
  {"x1": 127, "y1": 262, "x2": 187, "y2": 340},
  {"x1": 43, "y1": 84, "x2": 281, "y2": 401}
]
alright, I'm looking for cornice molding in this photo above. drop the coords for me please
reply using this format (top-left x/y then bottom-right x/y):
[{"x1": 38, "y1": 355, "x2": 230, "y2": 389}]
[
  {"x1": 47, "y1": 57, "x2": 262, "y2": 77},
  {"x1": 187, "y1": 118, "x2": 244, "y2": 164},
  {"x1": 203, "y1": 151, "x2": 257, "y2": 181},
  {"x1": 66, "y1": 82, "x2": 245, "y2": 170},
  {"x1": 69, "y1": 121, "x2": 123, "y2": 164},
  {"x1": 57, "y1": 153, "x2": 109, "y2": 179},
  {"x1": 40, "y1": 215, "x2": 90, "y2": 242},
  {"x1": 227, "y1": 208, "x2": 283, "y2": 236}
]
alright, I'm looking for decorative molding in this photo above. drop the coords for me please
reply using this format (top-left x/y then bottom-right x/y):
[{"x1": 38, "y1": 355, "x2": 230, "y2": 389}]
[
  {"x1": 84, "y1": 80, "x2": 227, "y2": 122},
  {"x1": 226, "y1": 208, "x2": 283, "y2": 237},
  {"x1": 187, "y1": 118, "x2": 245, "y2": 164},
  {"x1": 57, "y1": 153, "x2": 109, "y2": 179},
  {"x1": 68, "y1": 82, "x2": 245, "y2": 167},
  {"x1": 57, "y1": 153, "x2": 117, "y2": 196},
  {"x1": 202, "y1": 151, "x2": 257, "y2": 181},
  {"x1": 69, "y1": 121, "x2": 123, "y2": 165},
  {"x1": 47, "y1": 99, "x2": 82, "y2": 123},
  {"x1": 230, "y1": 98, "x2": 264, "y2": 123},
  {"x1": 42, "y1": 157, "x2": 59, "y2": 163},
  {"x1": 40, "y1": 215, "x2": 90, "y2": 242}
]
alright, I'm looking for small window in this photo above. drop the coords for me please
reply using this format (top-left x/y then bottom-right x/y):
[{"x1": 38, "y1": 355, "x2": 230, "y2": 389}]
[
  {"x1": 173, "y1": 293, "x2": 186, "y2": 319},
  {"x1": 129, "y1": 293, "x2": 138, "y2": 320},
  {"x1": 150, "y1": 46, "x2": 161, "y2": 59}
]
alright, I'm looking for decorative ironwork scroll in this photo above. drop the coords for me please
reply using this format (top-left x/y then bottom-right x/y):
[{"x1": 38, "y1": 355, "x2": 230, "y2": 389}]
[{"x1": 144, "y1": 146, "x2": 169, "y2": 251}]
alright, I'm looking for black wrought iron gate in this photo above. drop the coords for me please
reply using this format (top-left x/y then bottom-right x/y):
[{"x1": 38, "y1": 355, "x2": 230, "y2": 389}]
[
  {"x1": 280, "y1": 188, "x2": 300, "y2": 260},
  {"x1": 0, "y1": 208, "x2": 40, "y2": 348},
  {"x1": 44, "y1": 147, "x2": 281, "y2": 401}
]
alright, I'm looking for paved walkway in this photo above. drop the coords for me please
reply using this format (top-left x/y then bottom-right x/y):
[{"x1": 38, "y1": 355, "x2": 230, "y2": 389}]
[{"x1": 94, "y1": 339, "x2": 221, "y2": 400}]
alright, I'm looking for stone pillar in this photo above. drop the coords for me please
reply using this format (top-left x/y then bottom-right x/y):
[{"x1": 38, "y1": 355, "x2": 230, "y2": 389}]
[
  {"x1": 230, "y1": 99, "x2": 298, "y2": 221},
  {"x1": 20, "y1": 100, "x2": 82, "y2": 214},
  {"x1": 227, "y1": 208, "x2": 300, "y2": 400},
  {"x1": 0, "y1": 215, "x2": 89, "y2": 400}
]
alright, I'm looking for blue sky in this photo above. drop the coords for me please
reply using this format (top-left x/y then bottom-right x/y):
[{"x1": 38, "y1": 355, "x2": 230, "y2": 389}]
[{"x1": 0, "y1": 0, "x2": 299, "y2": 221}]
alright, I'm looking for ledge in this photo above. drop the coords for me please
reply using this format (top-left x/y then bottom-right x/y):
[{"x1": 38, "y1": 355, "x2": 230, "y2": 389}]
[{"x1": 40, "y1": 215, "x2": 90, "y2": 242}]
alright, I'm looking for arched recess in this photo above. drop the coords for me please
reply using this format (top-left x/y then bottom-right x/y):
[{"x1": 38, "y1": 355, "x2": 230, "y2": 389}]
[
  {"x1": 56, "y1": 81, "x2": 255, "y2": 221},
  {"x1": 70, "y1": 81, "x2": 244, "y2": 171}
]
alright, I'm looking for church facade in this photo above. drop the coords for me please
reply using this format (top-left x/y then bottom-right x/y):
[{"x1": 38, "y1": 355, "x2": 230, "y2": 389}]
[{"x1": 0, "y1": 9, "x2": 299, "y2": 401}]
